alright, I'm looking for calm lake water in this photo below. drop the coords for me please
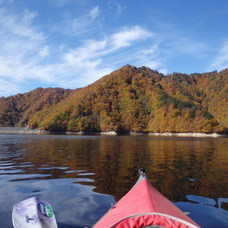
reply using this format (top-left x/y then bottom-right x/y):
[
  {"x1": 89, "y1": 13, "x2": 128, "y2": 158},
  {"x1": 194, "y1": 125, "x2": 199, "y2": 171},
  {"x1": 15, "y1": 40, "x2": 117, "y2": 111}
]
[{"x1": 0, "y1": 134, "x2": 228, "y2": 228}]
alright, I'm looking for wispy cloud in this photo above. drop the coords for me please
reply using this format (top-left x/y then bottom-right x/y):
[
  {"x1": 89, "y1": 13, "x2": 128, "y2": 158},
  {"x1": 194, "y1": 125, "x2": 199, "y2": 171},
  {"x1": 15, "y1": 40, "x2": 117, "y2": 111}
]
[
  {"x1": 209, "y1": 41, "x2": 228, "y2": 71},
  {"x1": 0, "y1": 7, "x2": 52, "y2": 95},
  {"x1": 54, "y1": 26, "x2": 155, "y2": 86},
  {"x1": 108, "y1": 0, "x2": 123, "y2": 18},
  {"x1": 0, "y1": 78, "x2": 20, "y2": 97},
  {"x1": 110, "y1": 26, "x2": 152, "y2": 49},
  {"x1": 2, "y1": 2, "x2": 209, "y2": 97},
  {"x1": 167, "y1": 37, "x2": 207, "y2": 56},
  {"x1": 89, "y1": 6, "x2": 100, "y2": 21},
  {"x1": 0, "y1": 8, "x2": 44, "y2": 41},
  {"x1": 65, "y1": 6, "x2": 101, "y2": 36},
  {"x1": 0, "y1": 5, "x2": 159, "y2": 96}
]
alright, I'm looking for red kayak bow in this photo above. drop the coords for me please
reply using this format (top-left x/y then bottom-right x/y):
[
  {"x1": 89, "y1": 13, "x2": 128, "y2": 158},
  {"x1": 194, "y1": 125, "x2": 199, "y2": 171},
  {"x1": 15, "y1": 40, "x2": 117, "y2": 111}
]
[{"x1": 93, "y1": 169, "x2": 200, "y2": 228}]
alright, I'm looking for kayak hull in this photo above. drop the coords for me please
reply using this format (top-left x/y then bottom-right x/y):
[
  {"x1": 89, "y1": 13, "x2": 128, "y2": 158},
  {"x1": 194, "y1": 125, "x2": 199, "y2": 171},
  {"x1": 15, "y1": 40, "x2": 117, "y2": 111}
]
[{"x1": 93, "y1": 173, "x2": 200, "y2": 228}]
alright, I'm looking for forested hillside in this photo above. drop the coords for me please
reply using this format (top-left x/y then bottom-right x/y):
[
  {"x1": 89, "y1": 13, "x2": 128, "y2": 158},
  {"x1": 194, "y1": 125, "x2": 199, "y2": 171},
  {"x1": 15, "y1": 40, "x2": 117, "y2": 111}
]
[
  {"x1": 0, "y1": 65, "x2": 227, "y2": 133},
  {"x1": 23, "y1": 65, "x2": 228, "y2": 134},
  {"x1": 0, "y1": 88, "x2": 72, "y2": 127}
]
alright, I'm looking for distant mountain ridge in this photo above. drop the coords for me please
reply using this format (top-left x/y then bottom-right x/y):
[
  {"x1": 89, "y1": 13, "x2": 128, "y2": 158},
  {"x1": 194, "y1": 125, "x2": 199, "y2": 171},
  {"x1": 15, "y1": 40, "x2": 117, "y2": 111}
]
[{"x1": 0, "y1": 65, "x2": 228, "y2": 133}]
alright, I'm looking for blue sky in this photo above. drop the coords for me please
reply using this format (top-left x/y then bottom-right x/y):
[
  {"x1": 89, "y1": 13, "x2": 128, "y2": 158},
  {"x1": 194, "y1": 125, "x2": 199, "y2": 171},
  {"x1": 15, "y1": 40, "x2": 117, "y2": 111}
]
[{"x1": 0, "y1": 0, "x2": 228, "y2": 97}]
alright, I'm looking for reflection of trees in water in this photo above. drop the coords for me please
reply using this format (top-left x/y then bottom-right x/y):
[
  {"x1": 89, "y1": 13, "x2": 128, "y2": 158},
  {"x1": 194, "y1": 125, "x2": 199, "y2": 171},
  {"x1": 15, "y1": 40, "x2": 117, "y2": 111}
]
[{"x1": 3, "y1": 135, "x2": 228, "y2": 202}]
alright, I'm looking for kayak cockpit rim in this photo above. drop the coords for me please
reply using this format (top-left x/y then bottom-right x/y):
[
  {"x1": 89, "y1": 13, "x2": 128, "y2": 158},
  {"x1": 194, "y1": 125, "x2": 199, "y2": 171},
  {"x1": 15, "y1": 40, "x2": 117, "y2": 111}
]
[{"x1": 109, "y1": 212, "x2": 199, "y2": 228}]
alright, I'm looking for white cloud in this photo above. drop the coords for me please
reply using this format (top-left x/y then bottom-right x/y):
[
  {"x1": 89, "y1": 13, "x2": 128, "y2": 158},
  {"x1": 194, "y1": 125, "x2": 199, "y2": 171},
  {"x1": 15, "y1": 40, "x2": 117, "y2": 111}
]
[
  {"x1": 0, "y1": 8, "x2": 44, "y2": 41},
  {"x1": 52, "y1": 26, "x2": 155, "y2": 86},
  {"x1": 89, "y1": 6, "x2": 100, "y2": 21},
  {"x1": 39, "y1": 46, "x2": 50, "y2": 57},
  {"x1": 0, "y1": 7, "x2": 54, "y2": 86},
  {"x1": 129, "y1": 44, "x2": 165, "y2": 73},
  {"x1": 62, "y1": 26, "x2": 152, "y2": 64},
  {"x1": 110, "y1": 26, "x2": 152, "y2": 49},
  {"x1": 70, "y1": 6, "x2": 100, "y2": 35},
  {"x1": 0, "y1": 5, "x2": 161, "y2": 97},
  {"x1": 209, "y1": 41, "x2": 228, "y2": 71},
  {"x1": 59, "y1": 26, "x2": 154, "y2": 82}
]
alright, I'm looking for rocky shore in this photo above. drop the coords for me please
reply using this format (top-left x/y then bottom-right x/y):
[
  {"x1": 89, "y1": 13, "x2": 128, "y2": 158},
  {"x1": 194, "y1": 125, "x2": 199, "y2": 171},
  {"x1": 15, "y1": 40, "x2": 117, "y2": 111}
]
[
  {"x1": 0, "y1": 127, "x2": 49, "y2": 135},
  {"x1": 0, "y1": 127, "x2": 226, "y2": 138},
  {"x1": 148, "y1": 132, "x2": 222, "y2": 138}
]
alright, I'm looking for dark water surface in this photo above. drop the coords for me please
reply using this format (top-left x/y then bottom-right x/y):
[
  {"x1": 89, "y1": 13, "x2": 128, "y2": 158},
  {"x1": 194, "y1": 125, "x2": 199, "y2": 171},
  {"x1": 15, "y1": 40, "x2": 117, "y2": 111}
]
[{"x1": 0, "y1": 134, "x2": 227, "y2": 228}]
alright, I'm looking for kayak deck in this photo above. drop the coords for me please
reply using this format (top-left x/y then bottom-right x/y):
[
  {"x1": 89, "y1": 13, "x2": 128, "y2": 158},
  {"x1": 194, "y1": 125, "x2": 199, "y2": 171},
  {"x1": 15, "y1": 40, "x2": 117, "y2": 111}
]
[{"x1": 93, "y1": 170, "x2": 200, "y2": 228}]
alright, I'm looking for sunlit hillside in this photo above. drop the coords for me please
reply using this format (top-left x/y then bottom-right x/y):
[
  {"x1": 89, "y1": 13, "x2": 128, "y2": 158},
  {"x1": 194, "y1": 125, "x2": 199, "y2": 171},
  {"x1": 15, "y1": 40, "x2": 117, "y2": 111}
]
[
  {"x1": 0, "y1": 65, "x2": 227, "y2": 133},
  {"x1": 27, "y1": 66, "x2": 228, "y2": 133}
]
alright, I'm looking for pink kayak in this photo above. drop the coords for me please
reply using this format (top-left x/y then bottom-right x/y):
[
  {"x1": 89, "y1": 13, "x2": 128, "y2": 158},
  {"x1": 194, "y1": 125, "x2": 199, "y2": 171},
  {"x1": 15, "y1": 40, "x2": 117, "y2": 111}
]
[{"x1": 93, "y1": 169, "x2": 200, "y2": 228}]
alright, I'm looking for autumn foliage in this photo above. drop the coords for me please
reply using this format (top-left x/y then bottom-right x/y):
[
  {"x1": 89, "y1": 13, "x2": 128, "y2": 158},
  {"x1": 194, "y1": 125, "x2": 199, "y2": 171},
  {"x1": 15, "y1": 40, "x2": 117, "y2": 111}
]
[
  {"x1": 0, "y1": 88, "x2": 72, "y2": 127},
  {"x1": 0, "y1": 65, "x2": 228, "y2": 133}
]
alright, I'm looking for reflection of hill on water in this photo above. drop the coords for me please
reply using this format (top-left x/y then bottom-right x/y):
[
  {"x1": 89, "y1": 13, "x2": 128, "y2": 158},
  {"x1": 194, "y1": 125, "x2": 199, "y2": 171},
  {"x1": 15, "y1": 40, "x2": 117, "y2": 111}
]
[{"x1": 1, "y1": 135, "x2": 227, "y2": 203}]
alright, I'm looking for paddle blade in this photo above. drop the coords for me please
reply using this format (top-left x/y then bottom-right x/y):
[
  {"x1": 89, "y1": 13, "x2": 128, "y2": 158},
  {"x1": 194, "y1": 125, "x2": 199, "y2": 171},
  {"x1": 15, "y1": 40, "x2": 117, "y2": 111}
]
[{"x1": 12, "y1": 197, "x2": 58, "y2": 228}]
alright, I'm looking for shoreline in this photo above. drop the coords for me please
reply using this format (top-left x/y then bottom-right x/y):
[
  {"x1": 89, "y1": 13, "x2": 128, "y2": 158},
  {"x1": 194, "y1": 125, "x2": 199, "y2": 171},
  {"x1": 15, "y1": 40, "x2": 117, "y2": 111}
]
[
  {"x1": 0, "y1": 127, "x2": 48, "y2": 135},
  {"x1": 0, "y1": 127, "x2": 227, "y2": 138},
  {"x1": 148, "y1": 132, "x2": 223, "y2": 138}
]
